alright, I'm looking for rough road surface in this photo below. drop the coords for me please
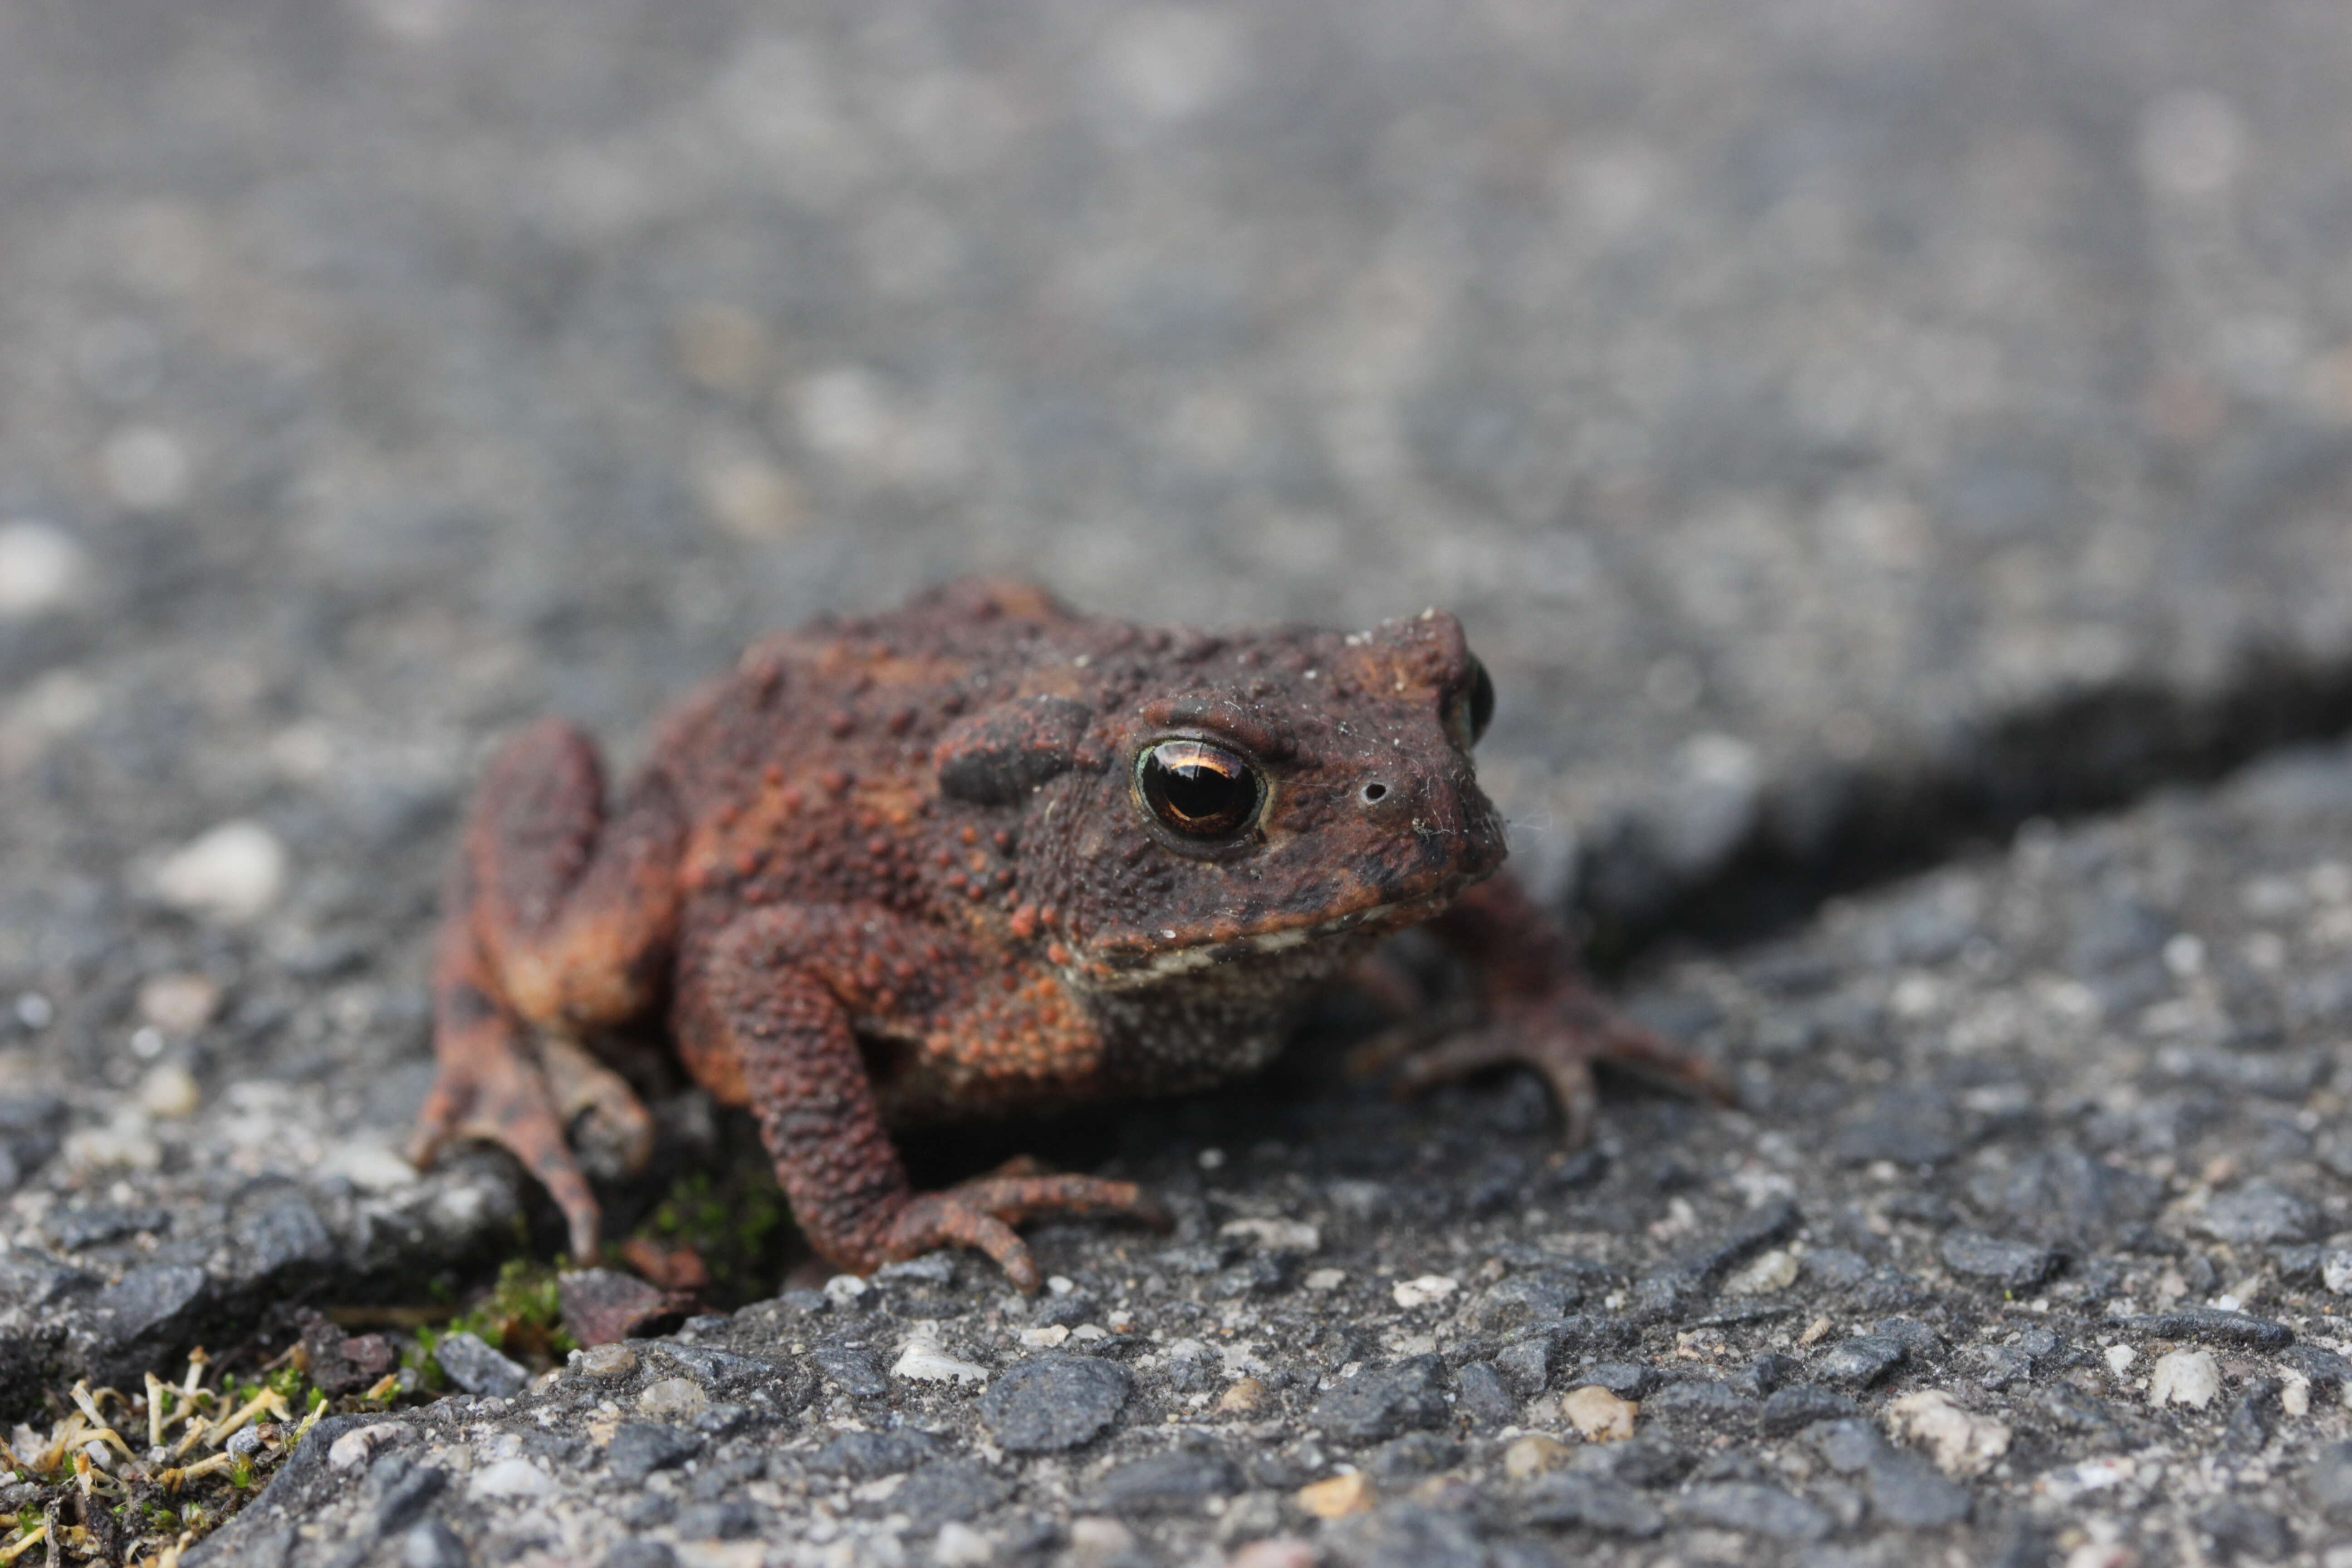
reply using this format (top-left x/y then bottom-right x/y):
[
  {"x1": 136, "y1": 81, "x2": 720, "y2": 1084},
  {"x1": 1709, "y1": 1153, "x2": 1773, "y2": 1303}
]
[{"x1": 1, "y1": 1, "x2": 2352, "y2": 1565}]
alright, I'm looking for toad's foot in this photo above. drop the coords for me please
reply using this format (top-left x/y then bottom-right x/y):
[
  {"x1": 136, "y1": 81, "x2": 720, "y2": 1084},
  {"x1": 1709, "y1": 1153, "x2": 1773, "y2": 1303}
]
[
  {"x1": 1391, "y1": 986, "x2": 1735, "y2": 1148},
  {"x1": 408, "y1": 1025, "x2": 654, "y2": 1264},
  {"x1": 880, "y1": 1173, "x2": 1171, "y2": 1293}
]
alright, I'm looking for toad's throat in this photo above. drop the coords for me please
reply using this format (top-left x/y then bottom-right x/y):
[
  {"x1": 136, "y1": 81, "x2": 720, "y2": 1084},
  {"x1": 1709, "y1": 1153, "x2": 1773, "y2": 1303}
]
[{"x1": 1068, "y1": 881, "x2": 1469, "y2": 993}]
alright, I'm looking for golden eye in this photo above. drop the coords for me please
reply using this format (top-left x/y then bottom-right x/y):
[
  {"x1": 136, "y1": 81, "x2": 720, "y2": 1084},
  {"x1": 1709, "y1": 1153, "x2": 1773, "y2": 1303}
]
[{"x1": 1136, "y1": 739, "x2": 1264, "y2": 840}]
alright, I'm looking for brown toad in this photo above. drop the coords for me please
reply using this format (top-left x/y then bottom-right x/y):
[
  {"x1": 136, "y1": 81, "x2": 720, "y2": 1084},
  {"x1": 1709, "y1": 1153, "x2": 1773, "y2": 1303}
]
[{"x1": 408, "y1": 579, "x2": 1725, "y2": 1289}]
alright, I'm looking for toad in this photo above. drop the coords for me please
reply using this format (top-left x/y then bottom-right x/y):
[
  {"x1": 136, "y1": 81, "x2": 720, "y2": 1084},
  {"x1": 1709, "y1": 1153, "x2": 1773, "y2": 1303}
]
[{"x1": 408, "y1": 580, "x2": 1726, "y2": 1289}]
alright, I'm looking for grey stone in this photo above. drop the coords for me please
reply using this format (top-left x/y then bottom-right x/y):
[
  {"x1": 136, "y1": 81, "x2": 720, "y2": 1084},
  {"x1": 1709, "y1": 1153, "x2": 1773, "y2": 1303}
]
[
  {"x1": 980, "y1": 1355, "x2": 1133, "y2": 1453},
  {"x1": 1365, "y1": 1432, "x2": 1462, "y2": 1485},
  {"x1": 1939, "y1": 1230, "x2": 2062, "y2": 1290},
  {"x1": 1492, "y1": 1336, "x2": 1553, "y2": 1397},
  {"x1": 600, "y1": 1546, "x2": 677, "y2": 1568},
  {"x1": 2198, "y1": 1498, "x2": 2290, "y2": 1563},
  {"x1": 1569, "y1": 1435, "x2": 1694, "y2": 1490},
  {"x1": 1836, "y1": 1092, "x2": 1962, "y2": 1167},
  {"x1": 374, "y1": 1466, "x2": 448, "y2": 1535},
  {"x1": 1761, "y1": 1385, "x2": 1862, "y2": 1436},
  {"x1": 1519, "y1": 1471, "x2": 1666, "y2": 1536},
  {"x1": 431, "y1": 1332, "x2": 526, "y2": 1398},
  {"x1": 2195, "y1": 1182, "x2": 2319, "y2": 1245},
  {"x1": 1631, "y1": 1197, "x2": 1800, "y2": 1318},
  {"x1": 893, "y1": 1460, "x2": 1011, "y2": 1524},
  {"x1": 1310, "y1": 1356, "x2": 1449, "y2": 1444},
  {"x1": 1813, "y1": 1335, "x2": 1908, "y2": 1388},
  {"x1": 1094, "y1": 1449, "x2": 1240, "y2": 1512},
  {"x1": 1678, "y1": 1482, "x2": 1835, "y2": 1541},
  {"x1": 1965, "y1": 1145, "x2": 2164, "y2": 1248},
  {"x1": 1867, "y1": 1452, "x2": 1972, "y2": 1528},
  {"x1": 807, "y1": 1429, "x2": 941, "y2": 1480},
  {"x1": 811, "y1": 1341, "x2": 889, "y2": 1399},
  {"x1": 2311, "y1": 1441, "x2": 2352, "y2": 1520},
  {"x1": 401, "y1": 1521, "x2": 467, "y2": 1568},
  {"x1": 606, "y1": 1423, "x2": 703, "y2": 1484},
  {"x1": 1642, "y1": 1379, "x2": 1755, "y2": 1425},
  {"x1": 672, "y1": 1500, "x2": 762, "y2": 1540},
  {"x1": 2114, "y1": 1309, "x2": 2295, "y2": 1352},
  {"x1": 1812, "y1": 1419, "x2": 1890, "y2": 1475},
  {"x1": 1454, "y1": 1361, "x2": 1515, "y2": 1429},
  {"x1": 43, "y1": 1206, "x2": 170, "y2": 1252},
  {"x1": 1578, "y1": 1361, "x2": 1656, "y2": 1399},
  {"x1": 232, "y1": 1198, "x2": 336, "y2": 1287},
  {"x1": 1466, "y1": 1272, "x2": 1581, "y2": 1332},
  {"x1": 1323, "y1": 1502, "x2": 1486, "y2": 1568}
]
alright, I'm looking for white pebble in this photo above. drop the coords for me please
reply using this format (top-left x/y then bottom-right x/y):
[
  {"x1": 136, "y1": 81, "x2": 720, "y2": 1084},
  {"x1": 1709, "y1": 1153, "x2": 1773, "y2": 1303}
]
[
  {"x1": 1218, "y1": 1217, "x2": 1320, "y2": 1254},
  {"x1": 933, "y1": 1522, "x2": 994, "y2": 1567},
  {"x1": 635, "y1": 1377, "x2": 707, "y2": 1419},
  {"x1": 136, "y1": 1062, "x2": 201, "y2": 1120},
  {"x1": 469, "y1": 1457, "x2": 556, "y2": 1499},
  {"x1": 2104, "y1": 1344, "x2": 2137, "y2": 1377},
  {"x1": 153, "y1": 820, "x2": 288, "y2": 923},
  {"x1": 0, "y1": 522, "x2": 87, "y2": 619},
  {"x1": 1391, "y1": 1274, "x2": 1458, "y2": 1309},
  {"x1": 101, "y1": 426, "x2": 192, "y2": 511},
  {"x1": 1886, "y1": 1389, "x2": 2012, "y2": 1478},
  {"x1": 893, "y1": 1338, "x2": 990, "y2": 1386},
  {"x1": 1723, "y1": 1248, "x2": 1800, "y2": 1297},
  {"x1": 2322, "y1": 1250, "x2": 2352, "y2": 1295},
  {"x1": 2148, "y1": 1348, "x2": 2221, "y2": 1410},
  {"x1": 327, "y1": 1422, "x2": 407, "y2": 1471},
  {"x1": 1303, "y1": 1268, "x2": 1346, "y2": 1293}
]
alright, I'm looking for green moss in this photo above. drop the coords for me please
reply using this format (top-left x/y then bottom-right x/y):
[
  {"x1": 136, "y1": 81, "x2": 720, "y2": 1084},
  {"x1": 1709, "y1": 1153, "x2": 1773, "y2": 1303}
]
[
  {"x1": 639, "y1": 1164, "x2": 794, "y2": 1306},
  {"x1": 432, "y1": 1258, "x2": 577, "y2": 1372}
]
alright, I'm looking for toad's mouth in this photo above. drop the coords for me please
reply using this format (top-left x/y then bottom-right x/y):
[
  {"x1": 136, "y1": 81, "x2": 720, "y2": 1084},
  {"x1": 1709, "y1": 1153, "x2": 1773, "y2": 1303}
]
[{"x1": 1065, "y1": 873, "x2": 1480, "y2": 992}]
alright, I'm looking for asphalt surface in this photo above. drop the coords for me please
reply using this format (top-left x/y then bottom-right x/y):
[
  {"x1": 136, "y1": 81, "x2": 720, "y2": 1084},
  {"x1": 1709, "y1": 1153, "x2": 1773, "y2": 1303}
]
[{"x1": 2, "y1": 1, "x2": 2352, "y2": 1564}]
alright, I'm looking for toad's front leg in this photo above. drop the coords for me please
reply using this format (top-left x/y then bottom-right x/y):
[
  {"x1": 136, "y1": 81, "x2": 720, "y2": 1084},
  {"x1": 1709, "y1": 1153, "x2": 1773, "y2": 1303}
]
[
  {"x1": 672, "y1": 905, "x2": 1167, "y2": 1291},
  {"x1": 1404, "y1": 874, "x2": 1736, "y2": 1145}
]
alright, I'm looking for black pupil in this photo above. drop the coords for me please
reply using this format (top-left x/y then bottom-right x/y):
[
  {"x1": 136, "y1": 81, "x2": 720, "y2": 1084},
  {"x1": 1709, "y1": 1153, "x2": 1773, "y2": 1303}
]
[
  {"x1": 1140, "y1": 740, "x2": 1260, "y2": 838},
  {"x1": 1466, "y1": 657, "x2": 1495, "y2": 744}
]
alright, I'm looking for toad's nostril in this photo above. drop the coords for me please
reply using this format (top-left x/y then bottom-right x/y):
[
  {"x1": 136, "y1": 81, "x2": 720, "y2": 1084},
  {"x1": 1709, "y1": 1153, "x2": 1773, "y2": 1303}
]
[{"x1": 1360, "y1": 781, "x2": 1390, "y2": 805}]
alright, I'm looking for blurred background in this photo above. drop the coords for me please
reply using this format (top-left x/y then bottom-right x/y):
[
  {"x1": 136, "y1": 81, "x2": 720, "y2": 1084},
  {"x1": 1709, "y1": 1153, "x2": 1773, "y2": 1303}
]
[{"x1": 5, "y1": 0, "x2": 2352, "y2": 1100}]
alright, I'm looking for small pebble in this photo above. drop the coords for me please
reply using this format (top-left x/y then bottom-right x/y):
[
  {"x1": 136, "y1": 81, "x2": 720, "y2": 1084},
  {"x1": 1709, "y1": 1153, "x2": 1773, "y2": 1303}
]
[
  {"x1": 136, "y1": 1063, "x2": 201, "y2": 1120},
  {"x1": 894, "y1": 1338, "x2": 990, "y2": 1385},
  {"x1": 932, "y1": 1522, "x2": 994, "y2": 1568},
  {"x1": 1303, "y1": 1268, "x2": 1346, "y2": 1292},
  {"x1": 1219, "y1": 1218, "x2": 1321, "y2": 1254},
  {"x1": 1391, "y1": 1274, "x2": 1457, "y2": 1309},
  {"x1": 636, "y1": 1377, "x2": 709, "y2": 1419},
  {"x1": 2149, "y1": 1349, "x2": 2221, "y2": 1409},
  {"x1": 1216, "y1": 1377, "x2": 1268, "y2": 1416},
  {"x1": 0, "y1": 521, "x2": 87, "y2": 618},
  {"x1": 1723, "y1": 1248, "x2": 1799, "y2": 1297},
  {"x1": 1504, "y1": 1434, "x2": 1573, "y2": 1480},
  {"x1": 1563, "y1": 1385, "x2": 1640, "y2": 1442},
  {"x1": 1067, "y1": 1517, "x2": 1135, "y2": 1568},
  {"x1": 1294, "y1": 1472, "x2": 1378, "y2": 1519},
  {"x1": 1885, "y1": 1390, "x2": 2011, "y2": 1477},
  {"x1": 469, "y1": 1457, "x2": 555, "y2": 1500},
  {"x1": 1229, "y1": 1542, "x2": 1320, "y2": 1568},
  {"x1": 136, "y1": 973, "x2": 221, "y2": 1035},
  {"x1": 576, "y1": 1344, "x2": 637, "y2": 1378},
  {"x1": 153, "y1": 820, "x2": 288, "y2": 924},
  {"x1": 2105, "y1": 1345, "x2": 2138, "y2": 1376}
]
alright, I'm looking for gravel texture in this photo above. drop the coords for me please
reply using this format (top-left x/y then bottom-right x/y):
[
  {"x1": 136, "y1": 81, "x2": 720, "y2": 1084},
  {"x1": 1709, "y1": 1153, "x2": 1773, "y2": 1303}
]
[{"x1": 2, "y1": 0, "x2": 2352, "y2": 1564}]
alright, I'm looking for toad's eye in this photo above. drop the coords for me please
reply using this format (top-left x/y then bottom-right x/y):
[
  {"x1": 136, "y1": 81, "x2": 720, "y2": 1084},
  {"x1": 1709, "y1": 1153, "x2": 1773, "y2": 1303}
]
[
  {"x1": 1451, "y1": 655, "x2": 1496, "y2": 750},
  {"x1": 1136, "y1": 739, "x2": 1264, "y2": 840}
]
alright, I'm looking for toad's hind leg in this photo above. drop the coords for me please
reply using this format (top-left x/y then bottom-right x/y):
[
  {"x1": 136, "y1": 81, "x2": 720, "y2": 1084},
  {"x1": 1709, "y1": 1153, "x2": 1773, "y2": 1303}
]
[{"x1": 407, "y1": 720, "x2": 684, "y2": 1261}]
